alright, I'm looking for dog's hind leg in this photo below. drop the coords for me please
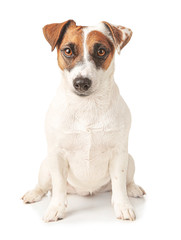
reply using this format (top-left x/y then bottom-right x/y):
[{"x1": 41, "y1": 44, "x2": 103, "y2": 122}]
[
  {"x1": 126, "y1": 154, "x2": 146, "y2": 198},
  {"x1": 22, "y1": 159, "x2": 51, "y2": 203}
]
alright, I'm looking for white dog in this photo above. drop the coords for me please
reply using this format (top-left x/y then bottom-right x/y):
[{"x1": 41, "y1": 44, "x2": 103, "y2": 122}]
[{"x1": 22, "y1": 20, "x2": 145, "y2": 222}]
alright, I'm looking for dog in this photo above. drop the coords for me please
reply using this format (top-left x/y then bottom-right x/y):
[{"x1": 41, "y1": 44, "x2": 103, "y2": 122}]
[{"x1": 22, "y1": 20, "x2": 145, "y2": 222}]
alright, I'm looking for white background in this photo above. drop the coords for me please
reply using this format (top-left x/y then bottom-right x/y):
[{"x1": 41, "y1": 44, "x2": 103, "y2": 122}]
[{"x1": 0, "y1": 0, "x2": 181, "y2": 239}]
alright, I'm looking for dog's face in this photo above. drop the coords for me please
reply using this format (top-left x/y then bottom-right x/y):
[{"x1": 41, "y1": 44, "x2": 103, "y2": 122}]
[{"x1": 43, "y1": 20, "x2": 132, "y2": 96}]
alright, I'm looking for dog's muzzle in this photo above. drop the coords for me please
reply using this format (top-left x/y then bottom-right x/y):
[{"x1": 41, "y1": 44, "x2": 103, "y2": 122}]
[{"x1": 73, "y1": 77, "x2": 92, "y2": 95}]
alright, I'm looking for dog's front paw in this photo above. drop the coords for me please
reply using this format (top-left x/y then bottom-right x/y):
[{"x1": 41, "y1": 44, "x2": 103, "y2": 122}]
[
  {"x1": 114, "y1": 203, "x2": 136, "y2": 221},
  {"x1": 22, "y1": 188, "x2": 45, "y2": 204},
  {"x1": 43, "y1": 204, "x2": 66, "y2": 222}
]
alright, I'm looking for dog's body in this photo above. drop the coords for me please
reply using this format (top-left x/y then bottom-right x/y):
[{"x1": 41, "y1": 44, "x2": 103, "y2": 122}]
[{"x1": 22, "y1": 20, "x2": 145, "y2": 222}]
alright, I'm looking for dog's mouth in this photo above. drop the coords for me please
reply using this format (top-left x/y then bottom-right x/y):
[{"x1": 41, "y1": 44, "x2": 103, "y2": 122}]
[{"x1": 73, "y1": 90, "x2": 91, "y2": 97}]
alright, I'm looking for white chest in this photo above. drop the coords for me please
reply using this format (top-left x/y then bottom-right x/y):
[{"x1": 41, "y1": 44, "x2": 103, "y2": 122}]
[
  {"x1": 45, "y1": 90, "x2": 130, "y2": 189},
  {"x1": 61, "y1": 127, "x2": 120, "y2": 189},
  {"x1": 57, "y1": 108, "x2": 123, "y2": 154},
  {"x1": 51, "y1": 112, "x2": 123, "y2": 185}
]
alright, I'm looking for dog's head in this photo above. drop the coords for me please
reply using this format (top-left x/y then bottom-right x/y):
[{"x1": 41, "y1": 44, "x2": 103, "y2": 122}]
[{"x1": 43, "y1": 20, "x2": 132, "y2": 96}]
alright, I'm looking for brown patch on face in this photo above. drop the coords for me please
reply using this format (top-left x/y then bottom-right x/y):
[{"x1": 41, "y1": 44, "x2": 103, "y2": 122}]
[
  {"x1": 86, "y1": 31, "x2": 115, "y2": 70},
  {"x1": 57, "y1": 25, "x2": 84, "y2": 71}
]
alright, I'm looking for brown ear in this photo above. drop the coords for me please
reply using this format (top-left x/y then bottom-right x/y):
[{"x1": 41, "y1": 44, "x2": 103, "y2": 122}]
[
  {"x1": 102, "y1": 21, "x2": 132, "y2": 54},
  {"x1": 43, "y1": 20, "x2": 76, "y2": 51}
]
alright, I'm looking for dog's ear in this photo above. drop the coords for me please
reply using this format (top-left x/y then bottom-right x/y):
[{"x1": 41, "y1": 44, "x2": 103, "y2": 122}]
[
  {"x1": 102, "y1": 21, "x2": 132, "y2": 54},
  {"x1": 43, "y1": 20, "x2": 76, "y2": 51}
]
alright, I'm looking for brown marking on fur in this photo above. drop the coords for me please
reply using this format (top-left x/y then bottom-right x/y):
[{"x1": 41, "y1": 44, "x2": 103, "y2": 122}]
[
  {"x1": 57, "y1": 25, "x2": 84, "y2": 71},
  {"x1": 43, "y1": 20, "x2": 76, "y2": 51},
  {"x1": 86, "y1": 30, "x2": 115, "y2": 70},
  {"x1": 120, "y1": 32, "x2": 132, "y2": 50},
  {"x1": 102, "y1": 21, "x2": 122, "y2": 47},
  {"x1": 102, "y1": 21, "x2": 132, "y2": 51}
]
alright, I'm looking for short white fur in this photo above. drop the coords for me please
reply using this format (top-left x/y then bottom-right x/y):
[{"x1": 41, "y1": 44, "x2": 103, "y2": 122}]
[{"x1": 22, "y1": 22, "x2": 145, "y2": 222}]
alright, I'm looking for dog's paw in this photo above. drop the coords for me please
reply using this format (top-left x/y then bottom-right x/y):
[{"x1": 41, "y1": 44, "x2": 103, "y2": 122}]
[
  {"x1": 22, "y1": 188, "x2": 45, "y2": 204},
  {"x1": 114, "y1": 203, "x2": 136, "y2": 221},
  {"x1": 127, "y1": 183, "x2": 146, "y2": 198},
  {"x1": 43, "y1": 204, "x2": 66, "y2": 222}
]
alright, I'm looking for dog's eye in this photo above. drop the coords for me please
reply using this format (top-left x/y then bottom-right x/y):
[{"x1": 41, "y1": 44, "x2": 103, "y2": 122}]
[
  {"x1": 97, "y1": 48, "x2": 106, "y2": 57},
  {"x1": 63, "y1": 48, "x2": 73, "y2": 57}
]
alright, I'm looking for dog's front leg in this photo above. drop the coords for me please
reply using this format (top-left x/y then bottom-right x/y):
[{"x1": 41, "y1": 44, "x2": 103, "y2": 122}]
[
  {"x1": 109, "y1": 147, "x2": 136, "y2": 221},
  {"x1": 43, "y1": 150, "x2": 68, "y2": 222}
]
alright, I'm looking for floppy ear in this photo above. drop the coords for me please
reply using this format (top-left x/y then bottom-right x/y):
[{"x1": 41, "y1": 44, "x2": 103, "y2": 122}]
[
  {"x1": 43, "y1": 19, "x2": 76, "y2": 51},
  {"x1": 102, "y1": 21, "x2": 132, "y2": 54}
]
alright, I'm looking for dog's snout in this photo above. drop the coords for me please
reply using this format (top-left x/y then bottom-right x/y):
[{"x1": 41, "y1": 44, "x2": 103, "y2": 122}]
[{"x1": 73, "y1": 78, "x2": 92, "y2": 92}]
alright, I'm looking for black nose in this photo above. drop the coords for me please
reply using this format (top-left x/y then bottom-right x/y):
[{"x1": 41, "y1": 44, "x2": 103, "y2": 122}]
[{"x1": 73, "y1": 77, "x2": 92, "y2": 92}]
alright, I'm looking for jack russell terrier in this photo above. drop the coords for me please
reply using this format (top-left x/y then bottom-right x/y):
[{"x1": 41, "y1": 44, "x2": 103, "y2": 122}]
[{"x1": 22, "y1": 20, "x2": 145, "y2": 222}]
